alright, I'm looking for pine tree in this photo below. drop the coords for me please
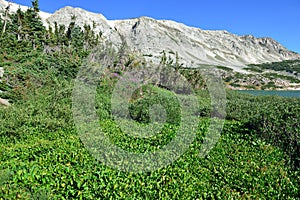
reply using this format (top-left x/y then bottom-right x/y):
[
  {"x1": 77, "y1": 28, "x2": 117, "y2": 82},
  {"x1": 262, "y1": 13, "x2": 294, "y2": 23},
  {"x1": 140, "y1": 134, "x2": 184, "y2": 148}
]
[
  {"x1": 10, "y1": 8, "x2": 25, "y2": 41},
  {"x1": 32, "y1": 0, "x2": 40, "y2": 12},
  {"x1": 1, "y1": 2, "x2": 11, "y2": 37},
  {"x1": 26, "y1": 0, "x2": 45, "y2": 49}
]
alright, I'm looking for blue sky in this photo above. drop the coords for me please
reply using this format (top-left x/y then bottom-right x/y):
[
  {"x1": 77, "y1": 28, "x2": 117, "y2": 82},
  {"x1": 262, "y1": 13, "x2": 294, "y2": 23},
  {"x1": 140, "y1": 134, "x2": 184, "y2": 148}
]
[{"x1": 13, "y1": 0, "x2": 300, "y2": 53}]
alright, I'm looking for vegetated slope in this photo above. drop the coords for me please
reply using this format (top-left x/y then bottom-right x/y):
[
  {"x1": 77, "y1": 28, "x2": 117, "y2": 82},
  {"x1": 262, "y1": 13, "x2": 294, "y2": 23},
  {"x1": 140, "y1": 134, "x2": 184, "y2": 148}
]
[
  {"x1": 221, "y1": 59, "x2": 300, "y2": 90},
  {"x1": 208, "y1": 60, "x2": 300, "y2": 90},
  {"x1": 248, "y1": 59, "x2": 300, "y2": 74}
]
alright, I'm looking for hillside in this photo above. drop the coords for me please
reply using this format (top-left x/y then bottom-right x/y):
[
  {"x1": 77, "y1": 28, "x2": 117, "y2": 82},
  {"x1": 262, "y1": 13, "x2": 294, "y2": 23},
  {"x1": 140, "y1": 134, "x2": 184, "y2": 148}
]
[
  {"x1": 1, "y1": 0, "x2": 300, "y2": 69},
  {"x1": 1, "y1": 0, "x2": 300, "y2": 90}
]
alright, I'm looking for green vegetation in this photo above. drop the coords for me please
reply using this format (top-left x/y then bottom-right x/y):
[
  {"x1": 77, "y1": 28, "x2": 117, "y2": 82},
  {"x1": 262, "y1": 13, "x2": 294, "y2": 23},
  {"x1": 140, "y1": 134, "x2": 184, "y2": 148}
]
[
  {"x1": 0, "y1": 1, "x2": 299, "y2": 199},
  {"x1": 244, "y1": 66, "x2": 263, "y2": 73},
  {"x1": 261, "y1": 81, "x2": 276, "y2": 90},
  {"x1": 243, "y1": 85, "x2": 256, "y2": 89},
  {"x1": 129, "y1": 86, "x2": 182, "y2": 124},
  {"x1": 229, "y1": 82, "x2": 241, "y2": 88},
  {"x1": 249, "y1": 59, "x2": 300, "y2": 75},
  {"x1": 264, "y1": 73, "x2": 300, "y2": 84},
  {"x1": 216, "y1": 65, "x2": 233, "y2": 72}
]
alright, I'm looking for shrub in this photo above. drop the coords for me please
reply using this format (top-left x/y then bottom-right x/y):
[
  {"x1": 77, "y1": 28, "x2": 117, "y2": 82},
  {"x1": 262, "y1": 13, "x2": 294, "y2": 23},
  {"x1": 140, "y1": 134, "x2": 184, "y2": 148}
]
[{"x1": 129, "y1": 86, "x2": 181, "y2": 124}]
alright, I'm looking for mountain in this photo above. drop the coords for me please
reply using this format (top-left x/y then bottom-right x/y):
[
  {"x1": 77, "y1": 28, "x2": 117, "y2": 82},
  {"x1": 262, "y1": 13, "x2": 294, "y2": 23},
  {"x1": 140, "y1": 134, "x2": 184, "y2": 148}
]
[
  {"x1": 111, "y1": 17, "x2": 300, "y2": 69},
  {"x1": 1, "y1": 0, "x2": 300, "y2": 71}
]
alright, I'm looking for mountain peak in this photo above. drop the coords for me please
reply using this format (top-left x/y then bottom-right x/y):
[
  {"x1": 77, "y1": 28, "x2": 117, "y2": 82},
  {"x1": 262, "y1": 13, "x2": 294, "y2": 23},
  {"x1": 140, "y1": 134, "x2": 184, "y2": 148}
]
[
  {"x1": 50, "y1": 6, "x2": 107, "y2": 22},
  {"x1": 1, "y1": 0, "x2": 299, "y2": 70}
]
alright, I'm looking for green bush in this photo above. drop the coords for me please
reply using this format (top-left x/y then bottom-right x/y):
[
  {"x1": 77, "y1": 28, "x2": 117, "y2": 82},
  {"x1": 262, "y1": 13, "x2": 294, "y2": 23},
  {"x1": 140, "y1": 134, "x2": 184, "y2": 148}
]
[
  {"x1": 129, "y1": 86, "x2": 181, "y2": 124},
  {"x1": 226, "y1": 90, "x2": 300, "y2": 169}
]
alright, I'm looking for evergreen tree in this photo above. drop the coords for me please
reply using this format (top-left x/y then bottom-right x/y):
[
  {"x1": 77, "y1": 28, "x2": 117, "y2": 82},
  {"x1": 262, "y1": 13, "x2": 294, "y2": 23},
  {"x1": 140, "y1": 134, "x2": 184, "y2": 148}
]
[
  {"x1": 25, "y1": 0, "x2": 45, "y2": 49},
  {"x1": 32, "y1": 0, "x2": 40, "y2": 12},
  {"x1": 1, "y1": 2, "x2": 11, "y2": 37}
]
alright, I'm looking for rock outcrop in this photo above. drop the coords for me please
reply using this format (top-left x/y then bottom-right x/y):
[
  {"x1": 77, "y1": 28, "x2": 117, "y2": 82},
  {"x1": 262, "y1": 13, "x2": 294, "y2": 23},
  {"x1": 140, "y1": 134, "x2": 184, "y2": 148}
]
[{"x1": 0, "y1": 98, "x2": 10, "y2": 106}]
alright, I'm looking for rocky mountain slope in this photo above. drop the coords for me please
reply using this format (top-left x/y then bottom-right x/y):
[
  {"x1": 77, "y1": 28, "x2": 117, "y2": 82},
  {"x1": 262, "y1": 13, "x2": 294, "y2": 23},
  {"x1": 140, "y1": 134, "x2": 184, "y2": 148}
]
[
  {"x1": 1, "y1": 0, "x2": 300, "y2": 71},
  {"x1": 111, "y1": 17, "x2": 299, "y2": 68}
]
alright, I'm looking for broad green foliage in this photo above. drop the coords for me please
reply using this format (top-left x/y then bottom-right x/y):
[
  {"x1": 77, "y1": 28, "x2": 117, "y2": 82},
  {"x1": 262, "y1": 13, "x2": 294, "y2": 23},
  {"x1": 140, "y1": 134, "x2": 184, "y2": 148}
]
[
  {"x1": 226, "y1": 91, "x2": 300, "y2": 169},
  {"x1": 129, "y1": 85, "x2": 181, "y2": 124},
  {"x1": 1, "y1": 101, "x2": 299, "y2": 199},
  {"x1": 0, "y1": 1, "x2": 299, "y2": 199}
]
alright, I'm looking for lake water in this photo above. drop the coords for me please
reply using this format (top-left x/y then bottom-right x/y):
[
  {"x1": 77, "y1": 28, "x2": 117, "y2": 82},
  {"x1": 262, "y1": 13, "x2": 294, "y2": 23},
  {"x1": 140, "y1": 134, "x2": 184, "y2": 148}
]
[{"x1": 238, "y1": 90, "x2": 300, "y2": 98}]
